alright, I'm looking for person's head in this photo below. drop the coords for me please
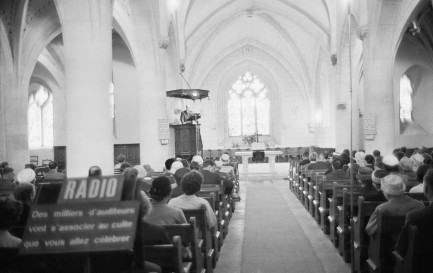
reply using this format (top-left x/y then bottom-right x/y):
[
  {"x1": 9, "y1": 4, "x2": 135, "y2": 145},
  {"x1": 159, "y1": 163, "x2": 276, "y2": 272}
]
[
  {"x1": 302, "y1": 152, "x2": 309, "y2": 159},
  {"x1": 149, "y1": 176, "x2": 172, "y2": 201},
  {"x1": 381, "y1": 174, "x2": 406, "y2": 199},
  {"x1": 174, "y1": 168, "x2": 190, "y2": 185},
  {"x1": 417, "y1": 164, "x2": 432, "y2": 183},
  {"x1": 16, "y1": 169, "x2": 36, "y2": 184},
  {"x1": 372, "y1": 170, "x2": 390, "y2": 190},
  {"x1": 365, "y1": 154, "x2": 375, "y2": 166},
  {"x1": 423, "y1": 153, "x2": 432, "y2": 165},
  {"x1": 411, "y1": 153, "x2": 424, "y2": 172},
  {"x1": 331, "y1": 158, "x2": 343, "y2": 170},
  {"x1": 48, "y1": 161, "x2": 58, "y2": 170},
  {"x1": 0, "y1": 162, "x2": 9, "y2": 171},
  {"x1": 121, "y1": 167, "x2": 138, "y2": 200},
  {"x1": 309, "y1": 152, "x2": 318, "y2": 162},
  {"x1": 0, "y1": 197, "x2": 22, "y2": 230},
  {"x1": 117, "y1": 154, "x2": 126, "y2": 163},
  {"x1": 181, "y1": 159, "x2": 189, "y2": 168},
  {"x1": 221, "y1": 154, "x2": 230, "y2": 165},
  {"x1": 342, "y1": 149, "x2": 350, "y2": 155},
  {"x1": 88, "y1": 166, "x2": 102, "y2": 177},
  {"x1": 339, "y1": 153, "x2": 350, "y2": 166},
  {"x1": 2, "y1": 167, "x2": 14, "y2": 181},
  {"x1": 423, "y1": 169, "x2": 433, "y2": 200},
  {"x1": 392, "y1": 148, "x2": 401, "y2": 157},
  {"x1": 399, "y1": 157, "x2": 413, "y2": 172},
  {"x1": 181, "y1": 171, "x2": 203, "y2": 195},
  {"x1": 171, "y1": 161, "x2": 183, "y2": 175},
  {"x1": 120, "y1": 162, "x2": 131, "y2": 173},
  {"x1": 382, "y1": 155, "x2": 400, "y2": 172},
  {"x1": 164, "y1": 158, "x2": 176, "y2": 171},
  {"x1": 374, "y1": 156, "x2": 384, "y2": 170},
  {"x1": 192, "y1": 155, "x2": 204, "y2": 166},
  {"x1": 372, "y1": 150, "x2": 381, "y2": 157},
  {"x1": 189, "y1": 161, "x2": 200, "y2": 171},
  {"x1": 355, "y1": 151, "x2": 366, "y2": 167},
  {"x1": 356, "y1": 167, "x2": 373, "y2": 186},
  {"x1": 400, "y1": 146, "x2": 407, "y2": 154},
  {"x1": 14, "y1": 182, "x2": 36, "y2": 203}
]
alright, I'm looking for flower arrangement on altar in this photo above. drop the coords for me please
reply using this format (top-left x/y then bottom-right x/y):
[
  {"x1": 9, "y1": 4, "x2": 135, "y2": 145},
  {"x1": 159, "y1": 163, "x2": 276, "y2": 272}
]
[{"x1": 242, "y1": 134, "x2": 257, "y2": 145}]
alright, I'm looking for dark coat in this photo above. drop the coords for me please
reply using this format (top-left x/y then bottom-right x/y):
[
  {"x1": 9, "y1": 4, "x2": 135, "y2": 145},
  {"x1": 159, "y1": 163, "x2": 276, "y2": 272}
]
[{"x1": 201, "y1": 170, "x2": 221, "y2": 185}]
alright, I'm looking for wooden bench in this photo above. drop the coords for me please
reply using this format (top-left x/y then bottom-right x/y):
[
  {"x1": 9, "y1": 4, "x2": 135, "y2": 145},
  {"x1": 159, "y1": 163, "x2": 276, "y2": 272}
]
[
  {"x1": 200, "y1": 194, "x2": 223, "y2": 261},
  {"x1": 163, "y1": 217, "x2": 206, "y2": 273},
  {"x1": 366, "y1": 213, "x2": 406, "y2": 273},
  {"x1": 183, "y1": 205, "x2": 215, "y2": 273},
  {"x1": 351, "y1": 197, "x2": 384, "y2": 273},
  {"x1": 308, "y1": 171, "x2": 328, "y2": 218},
  {"x1": 318, "y1": 179, "x2": 350, "y2": 234},
  {"x1": 144, "y1": 236, "x2": 192, "y2": 273}
]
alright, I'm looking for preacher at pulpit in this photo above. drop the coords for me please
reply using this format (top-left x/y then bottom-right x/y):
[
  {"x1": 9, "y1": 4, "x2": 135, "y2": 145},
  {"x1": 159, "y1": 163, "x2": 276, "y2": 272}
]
[
  {"x1": 180, "y1": 105, "x2": 193, "y2": 124},
  {"x1": 180, "y1": 105, "x2": 201, "y2": 124}
]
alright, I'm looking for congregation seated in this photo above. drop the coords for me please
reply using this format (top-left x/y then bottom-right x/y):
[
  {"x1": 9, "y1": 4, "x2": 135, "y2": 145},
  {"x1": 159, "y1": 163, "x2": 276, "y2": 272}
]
[
  {"x1": 365, "y1": 174, "x2": 424, "y2": 237},
  {"x1": 395, "y1": 169, "x2": 433, "y2": 273},
  {"x1": 325, "y1": 158, "x2": 349, "y2": 181},
  {"x1": 189, "y1": 161, "x2": 200, "y2": 171},
  {"x1": 169, "y1": 171, "x2": 217, "y2": 229},
  {"x1": 144, "y1": 163, "x2": 155, "y2": 177},
  {"x1": 307, "y1": 152, "x2": 331, "y2": 170},
  {"x1": 144, "y1": 176, "x2": 187, "y2": 225},
  {"x1": 355, "y1": 151, "x2": 366, "y2": 167},
  {"x1": 172, "y1": 168, "x2": 190, "y2": 198},
  {"x1": 201, "y1": 160, "x2": 222, "y2": 185},
  {"x1": 0, "y1": 197, "x2": 22, "y2": 248},
  {"x1": 382, "y1": 155, "x2": 410, "y2": 186},
  {"x1": 365, "y1": 169, "x2": 389, "y2": 202},
  {"x1": 44, "y1": 161, "x2": 66, "y2": 180},
  {"x1": 191, "y1": 155, "x2": 203, "y2": 169},
  {"x1": 364, "y1": 154, "x2": 375, "y2": 169},
  {"x1": 399, "y1": 156, "x2": 417, "y2": 181},
  {"x1": 217, "y1": 154, "x2": 240, "y2": 200},
  {"x1": 1, "y1": 167, "x2": 15, "y2": 183}
]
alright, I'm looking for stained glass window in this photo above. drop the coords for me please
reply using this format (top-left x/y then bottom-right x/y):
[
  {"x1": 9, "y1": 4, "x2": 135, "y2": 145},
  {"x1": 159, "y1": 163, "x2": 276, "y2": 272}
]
[
  {"x1": 28, "y1": 85, "x2": 53, "y2": 148},
  {"x1": 228, "y1": 72, "x2": 270, "y2": 136}
]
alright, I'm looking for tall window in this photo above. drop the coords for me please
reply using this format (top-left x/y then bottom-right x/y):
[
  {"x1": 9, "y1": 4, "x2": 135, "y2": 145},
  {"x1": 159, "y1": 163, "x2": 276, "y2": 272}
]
[
  {"x1": 228, "y1": 72, "x2": 269, "y2": 136},
  {"x1": 28, "y1": 85, "x2": 53, "y2": 148}
]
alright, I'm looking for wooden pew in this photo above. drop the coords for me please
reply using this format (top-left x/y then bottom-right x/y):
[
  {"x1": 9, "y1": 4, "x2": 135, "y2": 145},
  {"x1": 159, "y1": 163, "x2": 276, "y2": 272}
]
[
  {"x1": 144, "y1": 236, "x2": 192, "y2": 273},
  {"x1": 201, "y1": 194, "x2": 222, "y2": 264},
  {"x1": 351, "y1": 197, "x2": 384, "y2": 273},
  {"x1": 163, "y1": 217, "x2": 206, "y2": 273},
  {"x1": 313, "y1": 175, "x2": 325, "y2": 225},
  {"x1": 393, "y1": 224, "x2": 433, "y2": 273},
  {"x1": 308, "y1": 170, "x2": 328, "y2": 218},
  {"x1": 183, "y1": 205, "x2": 215, "y2": 273},
  {"x1": 318, "y1": 179, "x2": 350, "y2": 234},
  {"x1": 329, "y1": 183, "x2": 360, "y2": 246},
  {"x1": 200, "y1": 184, "x2": 229, "y2": 238},
  {"x1": 337, "y1": 189, "x2": 375, "y2": 263},
  {"x1": 366, "y1": 213, "x2": 406, "y2": 273}
]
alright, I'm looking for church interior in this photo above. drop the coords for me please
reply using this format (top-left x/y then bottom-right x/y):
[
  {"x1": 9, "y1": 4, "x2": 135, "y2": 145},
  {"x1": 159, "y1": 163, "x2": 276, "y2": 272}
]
[{"x1": 1, "y1": 0, "x2": 433, "y2": 272}]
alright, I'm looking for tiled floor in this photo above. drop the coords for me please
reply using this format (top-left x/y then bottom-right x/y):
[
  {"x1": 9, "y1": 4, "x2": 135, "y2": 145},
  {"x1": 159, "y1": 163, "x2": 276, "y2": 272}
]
[{"x1": 214, "y1": 179, "x2": 350, "y2": 273}]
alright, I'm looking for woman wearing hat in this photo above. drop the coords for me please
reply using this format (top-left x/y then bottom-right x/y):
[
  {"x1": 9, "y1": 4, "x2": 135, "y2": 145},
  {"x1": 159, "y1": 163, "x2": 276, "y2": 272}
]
[
  {"x1": 356, "y1": 167, "x2": 377, "y2": 195},
  {"x1": 365, "y1": 174, "x2": 424, "y2": 237}
]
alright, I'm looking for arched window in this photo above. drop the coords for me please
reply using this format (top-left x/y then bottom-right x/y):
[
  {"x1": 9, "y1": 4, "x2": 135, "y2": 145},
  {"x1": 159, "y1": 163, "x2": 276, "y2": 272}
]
[
  {"x1": 228, "y1": 72, "x2": 269, "y2": 136},
  {"x1": 28, "y1": 85, "x2": 53, "y2": 148}
]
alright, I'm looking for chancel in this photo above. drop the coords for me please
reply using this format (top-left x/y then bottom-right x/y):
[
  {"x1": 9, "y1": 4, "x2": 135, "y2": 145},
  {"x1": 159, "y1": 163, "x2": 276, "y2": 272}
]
[{"x1": 1, "y1": 0, "x2": 433, "y2": 272}]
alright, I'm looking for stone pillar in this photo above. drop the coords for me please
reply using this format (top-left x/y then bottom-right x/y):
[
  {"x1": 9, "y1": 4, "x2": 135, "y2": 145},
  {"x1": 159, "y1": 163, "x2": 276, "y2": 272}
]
[{"x1": 56, "y1": 0, "x2": 114, "y2": 177}]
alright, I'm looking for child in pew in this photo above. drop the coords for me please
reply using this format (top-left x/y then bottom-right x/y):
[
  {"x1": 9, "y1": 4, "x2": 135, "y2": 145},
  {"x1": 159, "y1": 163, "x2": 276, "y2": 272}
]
[{"x1": 365, "y1": 174, "x2": 424, "y2": 237}]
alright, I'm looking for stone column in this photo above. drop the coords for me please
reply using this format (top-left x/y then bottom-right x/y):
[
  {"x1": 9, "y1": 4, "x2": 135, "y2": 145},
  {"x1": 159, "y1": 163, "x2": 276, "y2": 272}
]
[{"x1": 56, "y1": 0, "x2": 114, "y2": 177}]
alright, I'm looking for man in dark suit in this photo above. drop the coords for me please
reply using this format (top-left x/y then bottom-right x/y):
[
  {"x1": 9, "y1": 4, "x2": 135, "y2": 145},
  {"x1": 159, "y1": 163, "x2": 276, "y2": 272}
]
[
  {"x1": 201, "y1": 160, "x2": 221, "y2": 185},
  {"x1": 395, "y1": 169, "x2": 433, "y2": 272},
  {"x1": 324, "y1": 158, "x2": 349, "y2": 181},
  {"x1": 44, "y1": 161, "x2": 66, "y2": 180},
  {"x1": 299, "y1": 152, "x2": 310, "y2": 166}
]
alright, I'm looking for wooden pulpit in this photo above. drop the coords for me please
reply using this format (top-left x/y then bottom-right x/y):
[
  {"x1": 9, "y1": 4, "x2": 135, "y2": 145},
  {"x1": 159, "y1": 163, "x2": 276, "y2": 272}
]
[{"x1": 171, "y1": 124, "x2": 203, "y2": 158}]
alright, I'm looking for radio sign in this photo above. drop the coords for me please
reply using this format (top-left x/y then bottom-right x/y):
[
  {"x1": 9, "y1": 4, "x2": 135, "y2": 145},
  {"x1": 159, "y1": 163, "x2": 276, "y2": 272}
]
[{"x1": 58, "y1": 176, "x2": 124, "y2": 203}]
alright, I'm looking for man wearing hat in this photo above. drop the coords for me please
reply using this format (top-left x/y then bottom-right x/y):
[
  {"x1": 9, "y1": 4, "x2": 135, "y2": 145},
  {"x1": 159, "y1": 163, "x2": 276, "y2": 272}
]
[
  {"x1": 16, "y1": 169, "x2": 36, "y2": 184},
  {"x1": 383, "y1": 155, "x2": 409, "y2": 185},
  {"x1": 365, "y1": 174, "x2": 424, "y2": 237},
  {"x1": 144, "y1": 176, "x2": 187, "y2": 225},
  {"x1": 395, "y1": 169, "x2": 433, "y2": 273},
  {"x1": 365, "y1": 169, "x2": 389, "y2": 202}
]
